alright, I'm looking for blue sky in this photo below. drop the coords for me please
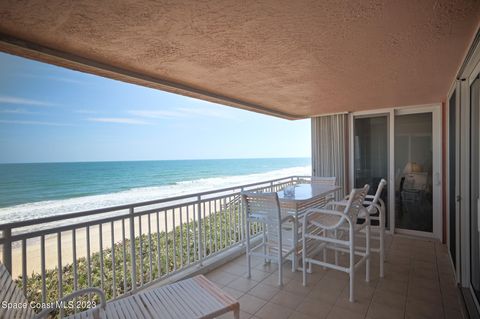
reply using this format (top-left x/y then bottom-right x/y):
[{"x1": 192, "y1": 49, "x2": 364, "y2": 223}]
[{"x1": 0, "y1": 52, "x2": 310, "y2": 163}]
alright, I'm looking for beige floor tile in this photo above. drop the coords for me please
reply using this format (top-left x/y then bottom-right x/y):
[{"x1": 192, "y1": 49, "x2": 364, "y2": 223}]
[
  {"x1": 444, "y1": 306, "x2": 466, "y2": 319},
  {"x1": 247, "y1": 283, "x2": 281, "y2": 301},
  {"x1": 228, "y1": 277, "x2": 260, "y2": 293},
  {"x1": 405, "y1": 299, "x2": 444, "y2": 319},
  {"x1": 249, "y1": 269, "x2": 272, "y2": 282},
  {"x1": 371, "y1": 290, "x2": 406, "y2": 310},
  {"x1": 367, "y1": 301, "x2": 404, "y2": 319},
  {"x1": 238, "y1": 294, "x2": 268, "y2": 315},
  {"x1": 221, "y1": 286, "x2": 246, "y2": 299},
  {"x1": 216, "y1": 310, "x2": 251, "y2": 319},
  {"x1": 307, "y1": 281, "x2": 343, "y2": 305},
  {"x1": 326, "y1": 306, "x2": 365, "y2": 319},
  {"x1": 376, "y1": 278, "x2": 408, "y2": 295},
  {"x1": 255, "y1": 302, "x2": 293, "y2": 319},
  {"x1": 206, "y1": 269, "x2": 239, "y2": 286},
  {"x1": 407, "y1": 285, "x2": 442, "y2": 305},
  {"x1": 260, "y1": 272, "x2": 291, "y2": 287},
  {"x1": 221, "y1": 262, "x2": 249, "y2": 276},
  {"x1": 288, "y1": 311, "x2": 318, "y2": 319},
  {"x1": 295, "y1": 298, "x2": 333, "y2": 318},
  {"x1": 335, "y1": 287, "x2": 371, "y2": 316},
  {"x1": 270, "y1": 290, "x2": 306, "y2": 309},
  {"x1": 283, "y1": 279, "x2": 313, "y2": 296}
]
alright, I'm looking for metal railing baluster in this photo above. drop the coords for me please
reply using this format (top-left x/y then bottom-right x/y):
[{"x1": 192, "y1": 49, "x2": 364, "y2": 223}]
[
  {"x1": 40, "y1": 235, "x2": 46, "y2": 304},
  {"x1": 156, "y1": 211, "x2": 161, "y2": 277},
  {"x1": 111, "y1": 221, "x2": 116, "y2": 299},
  {"x1": 21, "y1": 239, "x2": 26, "y2": 297},
  {"x1": 172, "y1": 209, "x2": 177, "y2": 271},
  {"x1": 148, "y1": 214, "x2": 152, "y2": 282},
  {"x1": 99, "y1": 224, "x2": 104, "y2": 291}
]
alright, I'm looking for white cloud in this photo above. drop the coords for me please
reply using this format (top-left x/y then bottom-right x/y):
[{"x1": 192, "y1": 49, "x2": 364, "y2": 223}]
[
  {"x1": 127, "y1": 110, "x2": 185, "y2": 119},
  {"x1": 0, "y1": 120, "x2": 71, "y2": 126},
  {"x1": 177, "y1": 107, "x2": 234, "y2": 119},
  {"x1": 88, "y1": 117, "x2": 150, "y2": 125},
  {"x1": 0, "y1": 108, "x2": 36, "y2": 114},
  {"x1": 0, "y1": 95, "x2": 57, "y2": 107},
  {"x1": 128, "y1": 107, "x2": 234, "y2": 119},
  {"x1": 15, "y1": 73, "x2": 89, "y2": 85},
  {"x1": 74, "y1": 109, "x2": 99, "y2": 114}
]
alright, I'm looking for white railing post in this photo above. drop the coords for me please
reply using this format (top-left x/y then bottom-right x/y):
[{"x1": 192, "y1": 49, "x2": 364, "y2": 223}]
[
  {"x1": 2, "y1": 229, "x2": 12, "y2": 274},
  {"x1": 197, "y1": 195, "x2": 203, "y2": 265},
  {"x1": 240, "y1": 187, "x2": 245, "y2": 242},
  {"x1": 129, "y1": 207, "x2": 137, "y2": 291}
]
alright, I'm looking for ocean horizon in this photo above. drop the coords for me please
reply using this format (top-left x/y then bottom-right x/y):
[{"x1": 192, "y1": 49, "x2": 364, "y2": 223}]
[{"x1": 0, "y1": 157, "x2": 311, "y2": 224}]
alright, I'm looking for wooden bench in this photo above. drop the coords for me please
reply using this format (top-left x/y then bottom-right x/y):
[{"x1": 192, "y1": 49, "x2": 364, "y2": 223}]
[{"x1": 0, "y1": 261, "x2": 239, "y2": 319}]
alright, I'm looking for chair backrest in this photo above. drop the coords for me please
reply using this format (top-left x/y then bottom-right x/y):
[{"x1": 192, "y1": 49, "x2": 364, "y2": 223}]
[
  {"x1": 372, "y1": 178, "x2": 387, "y2": 204},
  {"x1": 241, "y1": 192, "x2": 282, "y2": 244},
  {"x1": 0, "y1": 262, "x2": 35, "y2": 319},
  {"x1": 344, "y1": 185, "x2": 370, "y2": 224},
  {"x1": 367, "y1": 178, "x2": 387, "y2": 214},
  {"x1": 310, "y1": 176, "x2": 336, "y2": 185}
]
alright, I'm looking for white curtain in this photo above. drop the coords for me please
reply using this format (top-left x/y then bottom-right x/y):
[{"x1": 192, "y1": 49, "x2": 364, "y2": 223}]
[{"x1": 311, "y1": 114, "x2": 348, "y2": 197}]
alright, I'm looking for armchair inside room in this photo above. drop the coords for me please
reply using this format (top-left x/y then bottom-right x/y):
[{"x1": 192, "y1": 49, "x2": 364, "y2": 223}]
[{"x1": 400, "y1": 162, "x2": 428, "y2": 202}]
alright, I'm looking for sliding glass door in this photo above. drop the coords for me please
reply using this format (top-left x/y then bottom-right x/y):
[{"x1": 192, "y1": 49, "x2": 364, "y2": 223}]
[
  {"x1": 469, "y1": 75, "x2": 480, "y2": 305},
  {"x1": 353, "y1": 115, "x2": 389, "y2": 227},
  {"x1": 394, "y1": 112, "x2": 434, "y2": 233},
  {"x1": 351, "y1": 106, "x2": 442, "y2": 237}
]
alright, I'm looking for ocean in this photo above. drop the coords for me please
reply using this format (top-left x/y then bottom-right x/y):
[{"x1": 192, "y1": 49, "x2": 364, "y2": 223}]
[{"x1": 0, "y1": 158, "x2": 310, "y2": 224}]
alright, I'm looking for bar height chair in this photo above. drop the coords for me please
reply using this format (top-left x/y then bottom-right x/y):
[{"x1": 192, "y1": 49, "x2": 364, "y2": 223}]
[
  {"x1": 242, "y1": 191, "x2": 296, "y2": 286},
  {"x1": 301, "y1": 185, "x2": 371, "y2": 302}
]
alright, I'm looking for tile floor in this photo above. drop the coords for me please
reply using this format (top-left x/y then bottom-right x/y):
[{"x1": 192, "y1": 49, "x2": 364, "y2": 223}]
[{"x1": 206, "y1": 235, "x2": 466, "y2": 319}]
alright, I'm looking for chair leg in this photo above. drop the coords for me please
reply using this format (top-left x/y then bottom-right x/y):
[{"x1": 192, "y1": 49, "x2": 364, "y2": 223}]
[
  {"x1": 246, "y1": 220, "x2": 251, "y2": 278},
  {"x1": 302, "y1": 231, "x2": 307, "y2": 286},
  {"x1": 292, "y1": 221, "x2": 298, "y2": 272},
  {"x1": 322, "y1": 230, "x2": 327, "y2": 270},
  {"x1": 334, "y1": 229, "x2": 339, "y2": 266},
  {"x1": 349, "y1": 230, "x2": 355, "y2": 303},
  {"x1": 365, "y1": 224, "x2": 370, "y2": 283},
  {"x1": 379, "y1": 227, "x2": 385, "y2": 278},
  {"x1": 278, "y1": 249, "x2": 283, "y2": 286},
  {"x1": 263, "y1": 225, "x2": 268, "y2": 264}
]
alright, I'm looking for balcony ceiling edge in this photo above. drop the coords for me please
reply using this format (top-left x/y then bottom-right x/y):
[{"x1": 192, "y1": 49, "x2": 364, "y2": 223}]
[{"x1": 0, "y1": 33, "x2": 305, "y2": 121}]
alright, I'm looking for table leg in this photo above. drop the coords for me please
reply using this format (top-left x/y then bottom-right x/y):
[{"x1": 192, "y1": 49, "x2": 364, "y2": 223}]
[{"x1": 292, "y1": 214, "x2": 299, "y2": 272}]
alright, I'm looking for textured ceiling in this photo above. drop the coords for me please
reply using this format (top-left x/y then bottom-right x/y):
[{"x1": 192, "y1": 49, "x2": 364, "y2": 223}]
[{"x1": 0, "y1": 0, "x2": 479, "y2": 119}]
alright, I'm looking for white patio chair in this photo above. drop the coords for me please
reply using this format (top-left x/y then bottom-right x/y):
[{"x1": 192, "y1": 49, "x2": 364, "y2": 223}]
[
  {"x1": 242, "y1": 191, "x2": 296, "y2": 286},
  {"x1": 338, "y1": 179, "x2": 387, "y2": 277},
  {"x1": 301, "y1": 185, "x2": 370, "y2": 302},
  {"x1": 362, "y1": 179, "x2": 387, "y2": 277}
]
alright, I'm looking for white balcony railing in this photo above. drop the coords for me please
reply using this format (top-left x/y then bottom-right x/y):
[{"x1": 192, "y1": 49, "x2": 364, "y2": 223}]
[{"x1": 0, "y1": 175, "x2": 312, "y2": 313}]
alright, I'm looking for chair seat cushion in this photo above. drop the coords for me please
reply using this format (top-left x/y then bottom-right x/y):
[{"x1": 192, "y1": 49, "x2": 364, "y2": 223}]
[{"x1": 309, "y1": 214, "x2": 343, "y2": 228}]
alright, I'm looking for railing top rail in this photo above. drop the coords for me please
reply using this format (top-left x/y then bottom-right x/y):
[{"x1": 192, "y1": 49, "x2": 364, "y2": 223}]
[{"x1": 0, "y1": 175, "x2": 301, "y2": 230}]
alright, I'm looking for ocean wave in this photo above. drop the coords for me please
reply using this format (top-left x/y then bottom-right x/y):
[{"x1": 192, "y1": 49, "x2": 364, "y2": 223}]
[{"x1": 0, "y1": 165, "x2": 311, "y2": 225}]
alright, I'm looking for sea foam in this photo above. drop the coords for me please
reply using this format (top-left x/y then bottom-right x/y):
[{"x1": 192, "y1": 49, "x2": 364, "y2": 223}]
[{"x1": 0, "y1": 165, "x2": 311, "y2": 225}]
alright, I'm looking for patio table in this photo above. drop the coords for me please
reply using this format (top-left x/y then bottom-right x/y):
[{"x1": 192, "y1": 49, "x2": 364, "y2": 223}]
[{"x1": 277, "y1": 183, "x2": 341, "y2": 270}]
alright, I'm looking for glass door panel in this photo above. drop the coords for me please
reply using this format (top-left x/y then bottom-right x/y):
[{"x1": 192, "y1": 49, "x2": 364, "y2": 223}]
[
  {"x1": 449, "y1": 91, "x2": 457, "y2": 268},
  {"x1": 353, "y1": 116, "x2": 389, "y2": 227},
  {"x1": 470, "y1": 76, "x2": 480, "y2": 302},
  {"x1": 394, "y1": 113, "x2": 433, "y2": 232}
]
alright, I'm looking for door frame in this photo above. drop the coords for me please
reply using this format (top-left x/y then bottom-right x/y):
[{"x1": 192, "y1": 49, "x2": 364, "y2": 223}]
[
  {"x1": 349, "y1": 104, "x2": 443, "y2": 239},
  {"x1": 446, "y1": 80, "x2": 462, "y2": 283},
  {"x1": 459, "y1": 46, "x2": 480, "y2": 312}
]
